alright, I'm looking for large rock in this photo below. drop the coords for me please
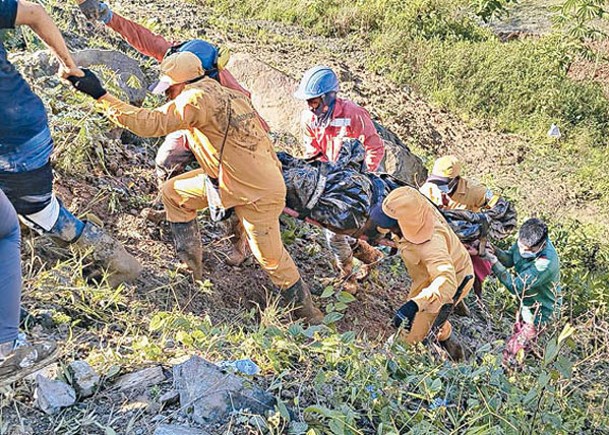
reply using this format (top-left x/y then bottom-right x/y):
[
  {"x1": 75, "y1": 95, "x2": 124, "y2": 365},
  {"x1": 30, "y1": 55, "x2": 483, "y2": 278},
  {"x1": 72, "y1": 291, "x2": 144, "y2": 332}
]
[
  {"x1": 9, "y1": 49, "x2": 146, "y2": 105},
  {"x1": 72, "y1": 49, "x2": 147, "y2": 106},
  {"x1": 34, "y1": 375, "x2": 76, "y2": 415},
  {"x1": 68, "y1": 360, "x2": 100, "y2": 398},
  {"x1": 227, "y1": 53, "x2": 426, "y2": 185},
  {"x1": 173, "y1": 356, "x2": 275, "y2": 425},
  {"x1": 227, "y1": 53, "x2": 306, "y2": 139}
]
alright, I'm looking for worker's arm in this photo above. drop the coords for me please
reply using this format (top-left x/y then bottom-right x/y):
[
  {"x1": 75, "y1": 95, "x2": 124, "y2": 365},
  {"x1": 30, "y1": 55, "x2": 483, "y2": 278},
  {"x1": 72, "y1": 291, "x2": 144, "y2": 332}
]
[
  {"x1": 492, "y1": 257, "x2": 551, "y2": 297},
  {"x1": 495, "y1": 244, "x2": 515, "y2": 268},
  {"x1": 301, "y1": 111, "x2": 322, "y2": 159},
  {"x1": 105, "y1": 12, "x2": 171, "y2": 62},
  {"x1": 99, "y1": 91, "x2": 204, "y2": 138},
  {"x1": 410, "y1": 239, "x2": 459, "y2": 314},
  {"x1": 15, "y1": 0, "x2": 81, "y2": 77},
  {"x1": 353, "y1": 110, "x2": 384, "y2": 171}
]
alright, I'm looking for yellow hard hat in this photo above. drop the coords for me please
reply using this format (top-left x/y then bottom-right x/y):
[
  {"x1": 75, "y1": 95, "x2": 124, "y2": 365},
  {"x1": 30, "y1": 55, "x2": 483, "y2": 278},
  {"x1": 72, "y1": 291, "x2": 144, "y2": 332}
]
[
  {"x1": 217, "y1": 46, "x2": 230, "y2": 70},
  {"x1": 150, "y1": 51, "x2": 204, "y2": 94},
  {"x1": 382, "y1": 186, "x2": 434, "y2": 244},
  {"x1": 431, "y1": 155, "x2": 462, "y2": 179}
]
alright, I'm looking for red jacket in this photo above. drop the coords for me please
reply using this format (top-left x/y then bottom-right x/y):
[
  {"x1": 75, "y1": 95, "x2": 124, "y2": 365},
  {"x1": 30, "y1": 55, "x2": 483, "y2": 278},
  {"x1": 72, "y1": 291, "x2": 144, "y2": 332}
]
[{"x1": 301, "y1": 97, "x2": 384, "y2": 171}]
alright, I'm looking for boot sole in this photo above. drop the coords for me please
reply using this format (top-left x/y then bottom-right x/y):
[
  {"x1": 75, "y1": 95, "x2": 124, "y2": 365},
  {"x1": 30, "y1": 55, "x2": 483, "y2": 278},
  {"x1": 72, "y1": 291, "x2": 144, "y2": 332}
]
[{"x1": 0, "y1": 348, "x2": 59, "y2": 388}]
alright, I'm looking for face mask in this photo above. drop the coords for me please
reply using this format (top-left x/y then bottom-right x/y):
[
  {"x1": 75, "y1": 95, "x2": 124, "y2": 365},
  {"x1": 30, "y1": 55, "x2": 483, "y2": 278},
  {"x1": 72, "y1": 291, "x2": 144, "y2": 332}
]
[{"x1": 518, "y1": 239, "x2": 545, "y2": 259}]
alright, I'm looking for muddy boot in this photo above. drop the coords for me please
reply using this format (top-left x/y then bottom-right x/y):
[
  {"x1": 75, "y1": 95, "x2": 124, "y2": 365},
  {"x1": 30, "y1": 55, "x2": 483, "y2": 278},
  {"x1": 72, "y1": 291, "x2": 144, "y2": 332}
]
[
  {"x1": 440, "y1": 332, "x2": 465, "y2": 362},
  {"x1": 0, "y1": 337, "x2": 57, "y2": 387},
  {"x1": 352, "y1": 240, "x2": 383, "y2": 281},
  {"x1": 281, "y1": 279, "x2": 324, "y2": 325},
  {"x1": 170, "y1": 220, "x2": 203, "y2": 281},
  {"x1": 74, "y1": 221, "x2": 142, "y2": 287},
  {"x1": 337, "y1": 257, "x2": 359, "y2": 295},
  {"x1": 222, "y1": 214, "x2": 249, "y2": 267},
  {"x1": 453, "y1": 300, "x2": 471, "y2": 317}
]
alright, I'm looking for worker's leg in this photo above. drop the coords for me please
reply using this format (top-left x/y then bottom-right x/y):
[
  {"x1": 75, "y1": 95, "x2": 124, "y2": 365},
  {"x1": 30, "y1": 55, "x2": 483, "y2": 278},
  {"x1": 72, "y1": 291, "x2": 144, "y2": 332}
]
[
  {"x1": 161, "y1": 170, "x2": 209, "y2": 279},
  {"x1": 236, "y1": 197, "x2": 300, "y2": 289},
  {"x1": 0, "y1": 163, "x2": 141, "y2": 287},
  {"x1": 236, "y1": 196, "x2": 322, "y2": 324},
  {"x1": 0, "y1": 189, "x2": 21, "y2": 347}
]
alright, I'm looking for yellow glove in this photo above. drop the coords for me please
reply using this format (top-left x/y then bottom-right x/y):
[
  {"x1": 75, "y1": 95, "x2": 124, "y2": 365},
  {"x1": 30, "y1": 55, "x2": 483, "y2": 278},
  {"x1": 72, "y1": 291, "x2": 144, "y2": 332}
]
[{"x1": 217, "y1": 46, "x2": 231, "y2": 70}]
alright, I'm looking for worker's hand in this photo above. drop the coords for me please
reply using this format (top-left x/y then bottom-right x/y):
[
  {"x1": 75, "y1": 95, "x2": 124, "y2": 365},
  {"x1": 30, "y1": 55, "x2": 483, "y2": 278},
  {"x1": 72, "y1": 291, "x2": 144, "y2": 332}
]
[
  {"x1": 392, "y1": 300, "x2": 419, "y2": 331},
  {"x1": 78, "y1": 0, "x2": 112, "y2": 23},
  {"x1": 58, "y1": 65, "x2": 84, "y2": 80},
  {"x1": 67, "y1": 68, "x2": 107, "y2": 99},
  {"x1": 483, "y1": 252, "x2": 498, "y2": 265}
]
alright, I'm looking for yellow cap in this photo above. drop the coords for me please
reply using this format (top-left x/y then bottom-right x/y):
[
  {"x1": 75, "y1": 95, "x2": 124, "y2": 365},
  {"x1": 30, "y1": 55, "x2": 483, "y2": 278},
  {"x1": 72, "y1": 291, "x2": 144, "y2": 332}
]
[
  {"x1": 150, "y1": 51, "x2": 204, "y2": 94},
  {"x1": 431, "y1": 155, "x2": 462, "y2": 179},
  {"x1": 382, "y1": 186, "x2": 434, "y2": 244}
]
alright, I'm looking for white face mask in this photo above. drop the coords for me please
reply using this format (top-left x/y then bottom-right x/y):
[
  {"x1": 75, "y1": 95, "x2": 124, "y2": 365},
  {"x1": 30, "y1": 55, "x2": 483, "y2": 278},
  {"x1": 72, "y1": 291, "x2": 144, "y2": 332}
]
[{"x1": 518, "y1": 239, "x2": 546, "y2": 259}]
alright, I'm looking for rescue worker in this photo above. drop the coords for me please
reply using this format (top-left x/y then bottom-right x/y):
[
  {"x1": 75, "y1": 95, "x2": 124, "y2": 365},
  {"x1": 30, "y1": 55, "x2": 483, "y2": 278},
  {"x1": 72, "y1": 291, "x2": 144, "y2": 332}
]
[
  {"x1": 485, "y1": 218, "x2": 561, "y2": 363},
  {"x1": 380, "y1": 186, "x2": 474, "y2": 361},
  {"x1": 294, "y1": 65, "x2": 385, "y2": 293},
  {"x1": 0, "y1": 189, "x2": 56, "y2": 385},
  {"x1": 419, "y1": 155, "x2": 502, "y2": 310},
  {"x1": 67, "y1": 45, "x2": 324, "y2": 324},
  {"x1": 75, "y1": 0, "x2": 266, "y2": 266},
  {"x1": 0, "y1": 0, "x2": 141, "y2": 288}
]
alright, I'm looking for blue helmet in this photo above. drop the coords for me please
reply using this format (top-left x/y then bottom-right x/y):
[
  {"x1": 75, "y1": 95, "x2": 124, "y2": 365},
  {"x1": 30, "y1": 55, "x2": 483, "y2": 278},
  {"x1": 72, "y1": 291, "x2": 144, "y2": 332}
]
[
  {"x1": 176, "y1": 39, "x2": 218, "y2": 72},
  {"x1": 294, "y1": 66, "x2": 339, "y2": 100}
]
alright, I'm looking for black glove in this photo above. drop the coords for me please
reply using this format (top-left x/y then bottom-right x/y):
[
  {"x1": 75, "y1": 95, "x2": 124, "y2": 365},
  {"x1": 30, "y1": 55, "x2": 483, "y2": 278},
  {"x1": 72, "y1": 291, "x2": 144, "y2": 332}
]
[
  {"x1": 392, "y1": 300, "x2": 419, "y2": 331},
  {"x1": 68, "y1": 68, "x2": 107, "y2": 100}
]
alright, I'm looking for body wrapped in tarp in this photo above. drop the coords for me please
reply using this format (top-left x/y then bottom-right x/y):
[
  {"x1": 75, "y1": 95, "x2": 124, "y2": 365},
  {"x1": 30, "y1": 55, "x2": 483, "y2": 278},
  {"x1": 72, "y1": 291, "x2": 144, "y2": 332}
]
[
  {"x1": 278, "y1": 139, "x2": 375, "y2": 235},
  {"x1": 279, "y1": 139, "x2": 516, "y2": 244}
]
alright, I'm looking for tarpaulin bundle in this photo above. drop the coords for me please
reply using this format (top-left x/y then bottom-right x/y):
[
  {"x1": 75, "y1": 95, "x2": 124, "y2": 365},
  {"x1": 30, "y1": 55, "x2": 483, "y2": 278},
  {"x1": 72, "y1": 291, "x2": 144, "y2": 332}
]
[
  {"x1": 440, "y1": 198, "x2": 517, "y2": 243},
  {"x1": 278, "y1": 139, "x2": 374, "y2": 235}
]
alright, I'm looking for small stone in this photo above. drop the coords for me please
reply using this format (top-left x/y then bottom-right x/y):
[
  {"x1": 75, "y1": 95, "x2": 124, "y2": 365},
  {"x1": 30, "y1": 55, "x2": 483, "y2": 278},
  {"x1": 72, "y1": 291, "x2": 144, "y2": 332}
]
[
  {"x1": 248, "y1": 415, "x2": 268, "y2": 431},
  {"x1": 25, "y1": 363, "x2": 59, "y2": 382},
  {"x1": 68, "y1": 360, "x2": 100, "y2": 398},
  {"x1": 159, "y1": 389, "x2": 180, "y2": 406},
  {"x1": 115, "y1": 366, "x2": 165, "y2": 392},
  {"x1": 35, "y1": 375, "x2": 76, "y2": 415},
  {"x1": 153, "y1": 424, "x2": 210, "y2": 435}
]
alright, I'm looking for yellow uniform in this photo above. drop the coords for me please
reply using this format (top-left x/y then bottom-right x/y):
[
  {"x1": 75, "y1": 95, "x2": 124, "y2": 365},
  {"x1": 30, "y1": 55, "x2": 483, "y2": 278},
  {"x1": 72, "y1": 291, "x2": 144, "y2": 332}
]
[
  {"x1": 383, "y1": 186, "x2": 474, "y2": 343},
  {"x1": 99, "y1": 78, "x2": 300, "y2": 288}
]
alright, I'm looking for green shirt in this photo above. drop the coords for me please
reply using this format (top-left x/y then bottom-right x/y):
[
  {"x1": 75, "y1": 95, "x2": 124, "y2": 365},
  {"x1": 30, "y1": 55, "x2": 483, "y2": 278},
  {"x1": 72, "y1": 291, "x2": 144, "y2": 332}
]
[{"x1": 493, "y1": 238, "x2": 561, "y2": 326}]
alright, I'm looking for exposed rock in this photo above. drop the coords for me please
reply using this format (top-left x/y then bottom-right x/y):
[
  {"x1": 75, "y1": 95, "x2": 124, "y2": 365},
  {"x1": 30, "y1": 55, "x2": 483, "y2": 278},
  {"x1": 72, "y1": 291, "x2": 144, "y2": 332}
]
[
  {"x1": 34, "y1": 375, "x2": 76, "y2": 415},
  {"x1": 227, "y1": 53, "x2": 306, "y2": 139},
  {"x1": 68, "y1": 360, "x2": 100, "y2": 398},
  {"x1": 115, "y1": 366, "x2": 165, "y2": 392},
  {"x1": 159, "y1": 389, "x2": 180, "y2": 406},
  {"x1": 227, "y1": 53, "x2": 426, "y2": 184},
  {"x1": 72, "y1": 49, "x2": 148, "y2": 105},
  {"x1": 153, "y1": 424, "x2": 210, "y2": 435},
  {"x1": 173, "y1": 356, "x2": 275, "y2": 425},
  {"x1": 9, "y1": 49, "x2": 147, "y2": 105}
]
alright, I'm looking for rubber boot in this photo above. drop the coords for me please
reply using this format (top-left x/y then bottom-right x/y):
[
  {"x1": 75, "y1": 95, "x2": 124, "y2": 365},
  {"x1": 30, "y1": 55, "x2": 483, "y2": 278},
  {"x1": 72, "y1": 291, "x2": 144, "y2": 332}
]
[
  {"x1": 170, "y1": 220, "x2": 203, "y2": 281},
  {"x1": 222, "y1": 214, "x2": 249, "y2": 267},
  {"x1": 281, "y1": 279, "x2": 324, "y2": 325},
  {"x1": 337, "y1": 256, "x2": 359, "y2": 295},
  {"x1": 440, "y1": 332, "x2": 465, "y2": 362},
  {"x1": 352, "y1": 240, "x2": 384, "y2": 282},
  {"x1": 73, "y1": 221, "x2": 142, "y2": 287}
]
